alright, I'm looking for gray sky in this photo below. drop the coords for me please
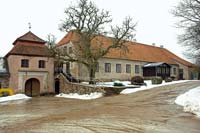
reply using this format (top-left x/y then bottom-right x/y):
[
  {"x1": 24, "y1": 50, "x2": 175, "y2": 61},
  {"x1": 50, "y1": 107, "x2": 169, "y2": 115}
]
[{"x1": 0, "y1": 0, "x2": 185, "y2": 60}]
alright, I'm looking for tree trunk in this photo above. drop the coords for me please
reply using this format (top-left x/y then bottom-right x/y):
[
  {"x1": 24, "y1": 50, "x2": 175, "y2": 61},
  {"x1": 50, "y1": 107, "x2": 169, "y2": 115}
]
[{"x1": 89, "y1": 67, "x2": 96, "y2": 84}]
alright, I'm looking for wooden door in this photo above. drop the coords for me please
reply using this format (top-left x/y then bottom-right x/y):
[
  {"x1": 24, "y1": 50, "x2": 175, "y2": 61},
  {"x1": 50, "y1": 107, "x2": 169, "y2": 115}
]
[{"x1": 25, "y1": 78, "x2": 40, "y2": 97}]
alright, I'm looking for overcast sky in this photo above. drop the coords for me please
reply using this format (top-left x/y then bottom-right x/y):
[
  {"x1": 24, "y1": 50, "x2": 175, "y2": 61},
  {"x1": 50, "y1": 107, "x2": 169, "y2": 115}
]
[{"x1": 0, "y1": 0, "x2": 186, "y2": 60}]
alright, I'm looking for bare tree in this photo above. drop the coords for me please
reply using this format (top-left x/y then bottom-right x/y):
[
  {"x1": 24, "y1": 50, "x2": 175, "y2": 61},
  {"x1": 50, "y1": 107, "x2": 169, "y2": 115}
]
[
  {"x1": 172, "y1": 0, "x2": 200, "y2": 62},
  {"x1": 59, "y1": 0, "x2": 136, "y2": 84},
  {"x1": 46, "y1": 34, "x2": 57, "y2": 50},
  {"x1": 46, "y1": 34, "x2": 63, "y2": 68}
]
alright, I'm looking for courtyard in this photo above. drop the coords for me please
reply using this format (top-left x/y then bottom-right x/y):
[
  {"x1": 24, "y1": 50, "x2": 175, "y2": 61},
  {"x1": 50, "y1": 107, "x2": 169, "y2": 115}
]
[{"x1": 1, "y1": 81, "x2": 200, "y2": 133}]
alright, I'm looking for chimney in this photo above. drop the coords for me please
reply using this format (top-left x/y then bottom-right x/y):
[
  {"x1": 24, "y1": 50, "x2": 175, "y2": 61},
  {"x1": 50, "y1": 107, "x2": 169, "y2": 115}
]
[
  {"x1": 152, "y1": 43, "x2": 156, "y2": 46},
  {"x1": 160, "y1": 45, "x2": 164, "y2": 48},
  {"x1": 133, "y1": 39, "x2": 137, "y2": 42}
]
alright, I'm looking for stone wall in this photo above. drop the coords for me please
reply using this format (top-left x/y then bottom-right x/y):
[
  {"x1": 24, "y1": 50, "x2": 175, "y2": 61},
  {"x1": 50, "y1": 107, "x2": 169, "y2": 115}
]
[{"x1": 58, "y1": 74, "x2": 105, "y2": 95}]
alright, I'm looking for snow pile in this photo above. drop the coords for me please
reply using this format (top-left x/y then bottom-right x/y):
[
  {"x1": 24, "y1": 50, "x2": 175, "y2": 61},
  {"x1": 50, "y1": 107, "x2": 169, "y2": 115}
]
[
  {"x1": 0, "y1": 94, "x2": 31, "y2": 103},
  {"x1": 113, "y1": 80, "x2": 124, "y2": 84},
  {"x1": 95, "y1": 80, "x2": 136, "y2": 87},
  {"x1": 56, "y1": 92, "x2": 103, "y2": 100},
  {"x1": 120, "y1": 80, "x2": 189, "y2": 94},
  {"x1": 175, "y1": 86, "x2": 200, "y2": 117}
]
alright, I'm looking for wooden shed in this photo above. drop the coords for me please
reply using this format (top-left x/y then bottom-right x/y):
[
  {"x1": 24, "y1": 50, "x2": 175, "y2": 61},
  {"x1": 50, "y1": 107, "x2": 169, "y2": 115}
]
[{"x1": 143, "y1": 62, "x2": 171, "y2": 79}]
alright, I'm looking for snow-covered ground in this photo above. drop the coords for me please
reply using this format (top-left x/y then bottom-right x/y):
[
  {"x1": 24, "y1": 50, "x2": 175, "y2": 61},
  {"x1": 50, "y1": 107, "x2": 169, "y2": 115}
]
[
  {"x1": 56, "y1": 92, "x2": 103, "y2": 100},
  {"x1": 120, "y1": 80, "x2": 189, "y2": 94},
  {"x1": 93, "y1": 80, "x2": 189, "y2": 94},
  {"x1": 60, "y1": 80, "x2": 189, "y2": 100},
  {"x1": 175, "y1": 86, "x2": 200, "y2": 117},
  {"x1": 0, "y1": 94, "x2": 31, "y2": 103}
]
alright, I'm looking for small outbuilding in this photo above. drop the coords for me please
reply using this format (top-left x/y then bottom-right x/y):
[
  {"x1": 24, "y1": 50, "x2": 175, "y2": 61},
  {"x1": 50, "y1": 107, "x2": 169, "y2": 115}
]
[
  {"x1": 143, "y1": 62, "x2": 171, "y2": 79},
  {"x1": 5, "y1": 31, "x2": 55, "y2": 96}
]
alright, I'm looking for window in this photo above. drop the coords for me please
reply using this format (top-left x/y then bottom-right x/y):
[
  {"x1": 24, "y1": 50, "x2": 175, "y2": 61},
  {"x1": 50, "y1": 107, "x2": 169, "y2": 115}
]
[
  {"x1": 96, "y1": 62, "x2": 99, "y2": 72},
  {"x1": 69, "y1": 47, "x2": 73, "y2": 54},
  {"x1": 105, "y1": 63, "x2": 111, "y2": 73},
  {"x1": 126, "y1": 64, "x2": 131, "y2": 73},
  {"x1": 162, "y1": 67, "x2": 165, "y2": 74},
  {"x1": 70, "y1": 63, "x2": 73, "y2": 68},
  {"x1": 39, "y1": 60, "x2": 45, "y2": 68},
  {"x1": 116, "y1": 64, "x2": 121, "y2": 73},
  {"x1": 157, "y1": 67, "x2": 161, "y2": 74},
  {"x1": 173, "y1": 68, "x2": 177, "y2": 75},
  {"x1": 63, "y1": 46, "x2": 67, "y2": 53},
  {"x1": 179, "y1": 69, "x2": 183, "y2": 74},
  {"x1": 21, "y1": 59, "x2": 29, "y2": 68},
  {"x1": 166, "y1": 68, "x2": 169, "y2": 74},
  {"x1": 135, "y1": 65, "x2": 140, "y2": 74}
]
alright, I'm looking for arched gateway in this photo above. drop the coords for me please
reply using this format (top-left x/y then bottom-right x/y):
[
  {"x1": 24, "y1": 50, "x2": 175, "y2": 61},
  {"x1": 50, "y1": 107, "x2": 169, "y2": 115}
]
[{"x1": 25, "y1": 78, "x2": 40, "y2": 97}]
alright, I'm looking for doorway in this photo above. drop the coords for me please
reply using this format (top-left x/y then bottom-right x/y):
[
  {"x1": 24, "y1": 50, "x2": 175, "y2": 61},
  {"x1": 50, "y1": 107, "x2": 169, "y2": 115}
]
[
  {"x1": 55, "y1": 79, "x2": 60, "y2": 94},
  {"x1": 179, "y1": 69, "x2": 184, "y2": 80},
  {"x1": 25, "y1": 78, "x2": 40, "y2": 97}
]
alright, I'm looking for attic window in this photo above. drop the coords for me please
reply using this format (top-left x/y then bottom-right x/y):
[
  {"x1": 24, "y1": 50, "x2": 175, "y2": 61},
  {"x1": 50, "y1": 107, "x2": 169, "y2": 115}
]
[{"x1": 21, "y1": 59, "x2": 29, "y2": 68}]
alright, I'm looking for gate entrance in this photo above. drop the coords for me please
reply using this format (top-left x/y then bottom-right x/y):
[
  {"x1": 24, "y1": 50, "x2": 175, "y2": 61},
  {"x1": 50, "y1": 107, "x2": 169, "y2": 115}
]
[{"x1": 25, "y1": 78, "x2": 40, "y2": 97}]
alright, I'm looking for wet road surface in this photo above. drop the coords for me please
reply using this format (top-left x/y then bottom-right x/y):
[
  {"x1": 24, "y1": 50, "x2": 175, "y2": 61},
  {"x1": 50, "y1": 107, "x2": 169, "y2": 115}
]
[{"x1": 1, "y1": 81, "x2": 200, "y2": 133}]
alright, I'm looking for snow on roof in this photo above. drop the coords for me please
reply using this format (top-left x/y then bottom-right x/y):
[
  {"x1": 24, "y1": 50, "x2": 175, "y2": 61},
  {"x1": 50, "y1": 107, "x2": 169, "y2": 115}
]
[{"x1": 144, "y1": 62, "x2": 167, "y2": 67}]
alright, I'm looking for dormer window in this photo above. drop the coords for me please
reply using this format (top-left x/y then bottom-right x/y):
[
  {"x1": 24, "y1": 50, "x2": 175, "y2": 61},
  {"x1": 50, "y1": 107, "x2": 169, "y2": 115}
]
[{"x1": 21, "y1": 59, "x2": 29, "y2": 68}]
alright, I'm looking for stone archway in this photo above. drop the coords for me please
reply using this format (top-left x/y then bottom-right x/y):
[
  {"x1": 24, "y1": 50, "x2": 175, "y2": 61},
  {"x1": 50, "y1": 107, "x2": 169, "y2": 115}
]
[{"x1": 25, "y1": 78, "x2": 40, "y2": 97}]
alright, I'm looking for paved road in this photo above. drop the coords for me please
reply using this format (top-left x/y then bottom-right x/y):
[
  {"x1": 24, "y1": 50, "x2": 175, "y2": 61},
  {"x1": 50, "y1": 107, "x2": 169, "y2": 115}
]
[{"x1": 1, "y1": 81, "x2": 200, "y2": 133}]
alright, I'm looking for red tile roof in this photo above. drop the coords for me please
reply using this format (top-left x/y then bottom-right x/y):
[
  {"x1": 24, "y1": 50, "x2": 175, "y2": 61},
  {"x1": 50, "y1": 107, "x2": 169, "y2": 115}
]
[
  {"x1": 13, "y1": 31, "x2": 46, "y2": 45},
  {"x1": 57, "y1": 31, "x2": 194, "y2": 67},
  {"x1": 6, "y1": 31, "x2": 52, "y2": 57},
  {"x1": 57, "y1": 31, "x2": 78, "y2": 47}
]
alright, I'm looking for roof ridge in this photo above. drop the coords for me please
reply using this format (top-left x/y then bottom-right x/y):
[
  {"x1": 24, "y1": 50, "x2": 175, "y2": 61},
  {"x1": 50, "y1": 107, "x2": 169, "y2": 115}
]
[{"x1": 57, "y1": 30, "x2": 166, "y2": 49}]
